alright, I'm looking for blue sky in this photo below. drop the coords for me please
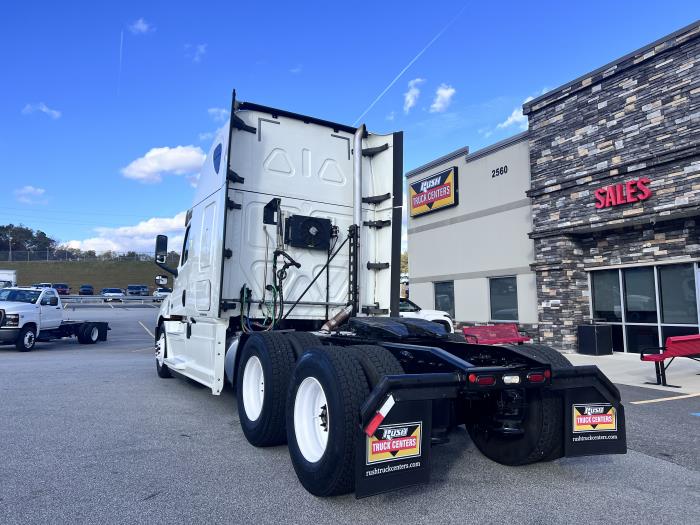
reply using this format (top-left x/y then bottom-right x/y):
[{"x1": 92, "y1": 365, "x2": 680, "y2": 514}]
[{"x1": 1, "y1": 1, "x2": 697, "y2": 252}]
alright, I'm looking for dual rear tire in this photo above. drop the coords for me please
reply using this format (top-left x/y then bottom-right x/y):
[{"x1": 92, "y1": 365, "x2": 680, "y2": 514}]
[{"x1": 235, "y1": 334, "x2": 404, "y2": 496}]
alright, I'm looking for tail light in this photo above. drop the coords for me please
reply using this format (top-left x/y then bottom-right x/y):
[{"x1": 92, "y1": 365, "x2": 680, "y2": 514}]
[
  {"x1": 527, "y1": 372, "x2": 546, "y2": 383},
  {"x1": 468, "y1": 373, "x2": 496, "y2": 386}
]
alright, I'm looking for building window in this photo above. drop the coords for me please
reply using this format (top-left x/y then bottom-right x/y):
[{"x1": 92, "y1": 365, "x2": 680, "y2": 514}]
[
  {"x1": 490, "y1": 277, "x2": 518, "y2": 321},
  {"x1": 434, "y1": 281, "x2": 455, "y2": 319},
  {"x1": 589, "y1": 263, "x2": 699, "y2": 353}
]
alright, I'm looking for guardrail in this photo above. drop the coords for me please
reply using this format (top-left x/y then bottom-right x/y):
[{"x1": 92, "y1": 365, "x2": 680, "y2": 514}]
[{"x1": 60, "y1": 295, "x2": 165, "y2": 304}]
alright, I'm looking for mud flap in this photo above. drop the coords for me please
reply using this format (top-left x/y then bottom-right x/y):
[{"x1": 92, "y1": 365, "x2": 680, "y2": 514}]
[
  {"x1": 563, "y1": 387, "x2": 627, "y2": 457},
  {"x1": 355, "y1": 400, "x2": 432, "y2": 498}
]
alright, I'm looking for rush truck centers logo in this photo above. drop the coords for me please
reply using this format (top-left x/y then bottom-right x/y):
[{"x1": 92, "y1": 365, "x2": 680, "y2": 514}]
[
  {"x1": 366, "y1": 422, "x2": 422, "y2": 464},
  {"x1": 594, "y1": 177, "x2": 652, "y2": 209},
  {"x1": 409, "y1": 167, "x2": 458, "y2": 217},
  {"x1": 572, "y1": 404, "x2": 617, "y2": 433}
]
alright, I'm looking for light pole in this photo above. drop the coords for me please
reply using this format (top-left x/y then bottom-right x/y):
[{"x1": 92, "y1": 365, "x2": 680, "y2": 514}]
[{"x1": 8, "y1": 234, "x2": 11, "y2": 262}]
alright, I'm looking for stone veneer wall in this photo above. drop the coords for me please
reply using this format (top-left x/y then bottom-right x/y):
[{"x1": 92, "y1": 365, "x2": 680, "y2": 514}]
[{"x1": 524, "y1": 23, "x2": 700, "y2": 351}]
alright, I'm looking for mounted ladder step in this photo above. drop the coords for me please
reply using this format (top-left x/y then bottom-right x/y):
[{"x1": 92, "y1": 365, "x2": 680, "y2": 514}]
[
  {"x1": 363, "y1": 219, "x2": 391, "y2": 229},
  {"x1": 362, "y1": 193, "x2": 391, "y2": 205},
  {"x1": 367, "y1": 262, "x2": 390, "y2": 270}
]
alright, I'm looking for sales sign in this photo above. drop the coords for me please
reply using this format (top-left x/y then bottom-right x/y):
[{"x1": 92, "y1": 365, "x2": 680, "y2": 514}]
[
  {"x1": 409, "y1": 167, "x2": 458, "y2": 217},
  {"x1": 594, "y1": 177, "x2": 652, "y2": 209}
]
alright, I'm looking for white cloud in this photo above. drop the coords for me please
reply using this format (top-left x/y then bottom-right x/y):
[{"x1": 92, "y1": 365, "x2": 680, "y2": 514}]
[
  {"x1": 128, "y1": 18, "x2": 153, "y2": 34},
  {"x1": 386, "y1": 111, "x2": 395, "y2": 121},
  {"x1": 14, "y1": 185, "x2": 47, "y2": 204},
  {"x1": 430, "y1": 84, "x2": 456, "y2": 113},
  {"x1": 207, "y1": 107, "x2": 229, "y2": 122},
  {"x1": 403, "y1": 78, "x2": 425, "y2": 114},
  {"x1": 198, "y1": 131, "x2": 215, "y2": 141},
  {"x1": 63, "y1": 212, "x2": 186, "y2": 254},
  {"x1": 289, "y1": 65, "x2": 302, "y2": 74},
  {"x1": 21, "y1": 102, "x2": 61, "y2": 119},
  {"x1": 185, "y1": 43, "x2": 207, "y2": 63},
  {"x1": 121, "y1": 145, "x2": 206, "y2": 183},
  {"x1": 496, "y1": 88, "x2": 548, "y2": 131}
]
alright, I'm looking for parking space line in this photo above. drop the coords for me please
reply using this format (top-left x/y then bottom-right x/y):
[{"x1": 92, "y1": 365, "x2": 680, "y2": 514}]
[
  {"x1": 108, "y1": 302, "x2": 114, "y2": 309},
  {"x1": 138, "y1": 321, "x2": 155, "y2": 339},
  {"x1": 630, "y1": 392, "x2": 700, "y2": 405}
]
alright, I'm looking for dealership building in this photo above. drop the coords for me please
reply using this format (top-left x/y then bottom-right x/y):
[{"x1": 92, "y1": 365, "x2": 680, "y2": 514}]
[{"x1": 407, "y1": 21, "x2": 700, "y2": 353}]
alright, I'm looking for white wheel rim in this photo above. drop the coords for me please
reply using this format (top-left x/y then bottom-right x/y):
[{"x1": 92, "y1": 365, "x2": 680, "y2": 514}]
[
  {"x1": 294, "y1": 377, "x2": 329, "y2": 463},
  {"x1": 242, "y1": 356, "x2": 265, "y2": 421},
  {"x1": 156, "y1": 333, "x2": 165, "y2": 365},
  {"x1": 90, "y1": 327, "x2": 99, "y2": 341},
  {"x1": 24, "y1": 331, "x2": 35, "y2": 348}
]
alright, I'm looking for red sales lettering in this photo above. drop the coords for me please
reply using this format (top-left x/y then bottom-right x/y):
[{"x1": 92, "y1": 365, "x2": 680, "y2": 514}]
[{"x1": 594, "y1": 177, "x2": 652, "y2": 209}]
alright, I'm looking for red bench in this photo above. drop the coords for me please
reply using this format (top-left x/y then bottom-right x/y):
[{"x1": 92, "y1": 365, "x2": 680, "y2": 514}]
[
  {"x1": 640, "y1": 334, "x2": 700, "y2": 387},
  {"x1": 462, "y1": 324, "x2": 531, "y2": 345}
]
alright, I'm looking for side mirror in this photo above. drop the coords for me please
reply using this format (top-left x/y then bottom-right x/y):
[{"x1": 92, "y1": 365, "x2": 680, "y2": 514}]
[
  {"x1": 155, "y1": 275, "x2": 168, "y2": 286},
  {"x1": 49, "y1": 297, "x2": 58, "y2": 306},
  {"x1": 155, "y1": 235, "x2": 168, "y2": 264}
]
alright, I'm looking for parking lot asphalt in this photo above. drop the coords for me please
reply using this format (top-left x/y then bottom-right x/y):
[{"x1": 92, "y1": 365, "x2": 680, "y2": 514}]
[{"x1": 1, "y1": 308, "x2": 699, "y2": 524}]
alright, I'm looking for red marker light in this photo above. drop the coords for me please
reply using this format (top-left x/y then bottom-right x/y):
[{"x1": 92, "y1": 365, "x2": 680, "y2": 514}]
[
  {"x1": 527, "y1": 372, "x2": 545, "y2": 383},
  {"x1": 544, "y1": 369, "x2": 551, "y2": 379},
  {"x1": 468, "y1": 373, "x2": 477, "y2": 383},
  {"x1": 475, "y1": 375, "x2": 496, "y2": 386}
]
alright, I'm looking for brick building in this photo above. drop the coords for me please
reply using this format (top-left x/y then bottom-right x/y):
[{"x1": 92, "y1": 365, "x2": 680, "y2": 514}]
[
  {"x1": 524, "y1": 21, "x2": 700, "y2": 352},
  {"x1": 406, "y1": 21, "x2": 700, "y2": 353}
]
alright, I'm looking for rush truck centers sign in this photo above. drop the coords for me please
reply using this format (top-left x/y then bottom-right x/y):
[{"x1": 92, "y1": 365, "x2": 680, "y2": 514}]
[
  {"x1": 409, "y1": 167, "x2": 458, "y2": 217},
  {"x1": 594, "y1": 177, "x2": 652, "y2": 209}
]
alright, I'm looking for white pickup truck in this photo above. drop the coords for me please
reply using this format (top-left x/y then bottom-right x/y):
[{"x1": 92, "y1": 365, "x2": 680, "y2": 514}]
[
  {"x1": 0, "y1": 287, "x2": 109, "y2": 351},
  {"x1": 399, "y1": 297, "x2": 454, "y2": 333}
]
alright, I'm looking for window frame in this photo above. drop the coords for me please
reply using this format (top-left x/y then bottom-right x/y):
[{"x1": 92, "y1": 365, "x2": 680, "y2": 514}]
[
  {"x1": 433, "y1": 280, "x2": 455, "y2": 319},
  {"x1": 488, "y1": 275, "x2": 519, "y2": 322}
]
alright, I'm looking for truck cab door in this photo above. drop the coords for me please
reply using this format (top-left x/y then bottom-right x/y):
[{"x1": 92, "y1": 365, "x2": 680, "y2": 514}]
[
  {"x1": 39, "y1": 290, "x2": 63, "y2": 330},
  {"x1": 163, "y1": 224, "x2": 192, "y2": 362}
]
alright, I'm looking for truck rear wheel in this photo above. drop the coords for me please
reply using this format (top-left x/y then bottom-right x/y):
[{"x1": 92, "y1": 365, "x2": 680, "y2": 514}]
[
  {"x1": 286, "y1": 346, "x2": 369, "y2": 496},
  {"x1": 236, "y1": 332, "x2": 295, "y2": 447},
  {"x1": 348, "y1": 344, "x2": 403, "y2": 387},
  {"x1": 16, "y1": 325, "x2": 36, "y2": 352},
  {"x1": 467, "y1": 388, "x2": 562, "y2": 466},
  {"x1": 77, "y1": 323, "x2": 99, "y2": 344}
]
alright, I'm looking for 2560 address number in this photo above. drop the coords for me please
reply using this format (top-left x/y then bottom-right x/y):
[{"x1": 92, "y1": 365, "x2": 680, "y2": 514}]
[{"x1": 492, "y1": 165, "x2": 508, "y2": 178}]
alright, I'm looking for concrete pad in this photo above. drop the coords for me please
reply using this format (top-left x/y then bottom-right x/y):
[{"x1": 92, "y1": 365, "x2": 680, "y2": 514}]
[{"x1": 567, "y1": 351, "x2": 700, "y2": 394}]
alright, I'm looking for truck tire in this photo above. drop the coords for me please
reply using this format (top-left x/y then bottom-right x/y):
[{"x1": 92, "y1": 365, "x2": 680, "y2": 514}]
[
  {"x1": 155, "y1": 327, "x2": 172, "y2": 378},
  {"x1": 286, "y1": 346, "x2": 369, "y2": 496},
  {"x1": 467, "y1": 344, "x2": 572, "y2": 465},
  {"x1": 521, "y1": 344, "x2": 573, "y2": 371},
  {"x1": 16, "y1": 325, "x2": 36, "y2": 352},
  {"x1": 236, "y1": 332, "x2": 295, "y2": 447},
  {"x1": 77, "y1": 323, "x2": 99, "y2": 344},
  {"x1": 467, "y1": 388, "x2": 562, "y2": 466},
  {"x1": 285, "y1": 332, "x2": 322, "y2": 359},
  {"x1": 348, "y1": 345, "x2": 403, "y2": 388}
]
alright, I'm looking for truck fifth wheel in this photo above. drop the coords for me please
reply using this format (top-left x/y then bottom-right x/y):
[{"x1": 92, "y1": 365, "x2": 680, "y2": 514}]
[{"x1": 152, "y1": 91, "x2": 626, "y2": 498}]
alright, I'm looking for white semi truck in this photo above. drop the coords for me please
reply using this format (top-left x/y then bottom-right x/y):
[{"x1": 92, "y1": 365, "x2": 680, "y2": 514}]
[
  {"x1": 0, "y1": 269, "x2": 17, "y2": 288},
  {"x1": 152, "y1": 92, "x2": 626, "y2": 498}
]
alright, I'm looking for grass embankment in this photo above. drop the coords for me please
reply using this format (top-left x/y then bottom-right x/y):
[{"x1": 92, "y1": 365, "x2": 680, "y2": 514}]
[{"x1": 1, "y1": 260, "x2": 166, "y2": 292}]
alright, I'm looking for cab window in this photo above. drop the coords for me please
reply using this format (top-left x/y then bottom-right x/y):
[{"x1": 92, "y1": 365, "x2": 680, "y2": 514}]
[
  {"x1": 181, "y1": 226, "x2": 191, "y2": 266},
  {"x1": 41, "y1": 291, "x2": 56, "y2": 305},
  {"x1": 399, "y1": 299, "x2": 421, "y2": 312}
]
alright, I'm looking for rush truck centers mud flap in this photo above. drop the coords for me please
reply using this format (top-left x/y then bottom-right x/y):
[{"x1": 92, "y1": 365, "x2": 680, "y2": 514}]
[{"x1": 353, "y1": 358, "x2": 626, "y2": 498}]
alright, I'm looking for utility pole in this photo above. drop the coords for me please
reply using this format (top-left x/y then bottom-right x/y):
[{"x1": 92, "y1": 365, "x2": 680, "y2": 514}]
[{"x1": 8, "y1": 234, "x2": 12, "y2": 262}]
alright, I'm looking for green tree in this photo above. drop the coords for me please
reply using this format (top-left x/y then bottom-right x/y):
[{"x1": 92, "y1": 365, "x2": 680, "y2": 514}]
[{"x1": 400, "y1": 252, "x2": 409, "y2": 274}]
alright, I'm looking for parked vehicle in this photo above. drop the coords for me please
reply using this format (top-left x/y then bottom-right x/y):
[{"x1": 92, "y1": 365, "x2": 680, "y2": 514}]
[
  {"x1": 399, "y1": 297, "x2": 453, "y2": 332},
  {"x1": 79, "y1": 284, "x2": 94, "y2": 295},
  {"x1": 0, "y1": 269, "x2": 17, "y2": 288},
  {"x1": 153, "y1": 287, "x2": 171, "y2": 302},
  {"x1": 0, "y1": 287, "x2": 109, "y2": 351},
  {"x1": 34, "y1": 282, "x2": 52, "y2": 288},
  {"x1": 53, "y1": 283, "x2": 70, "y2": 295},
  {"x1": 151, "y1": 93, "x2": 626, "y2": 498},
  {"x1": 101, "y1": 288, "x2": 125, "y2": 302},
  {"x1": 127, "y1": 284, "x2": 149, "y2": 296}
]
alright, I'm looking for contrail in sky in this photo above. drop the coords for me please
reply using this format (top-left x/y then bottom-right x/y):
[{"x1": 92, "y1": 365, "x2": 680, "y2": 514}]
[
  {"x1": 353, "y1": 3, "x2": 468, "y2": 125},
  {"x1": 117, "y1": 30, "x2": 124, "y2": 96}
]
